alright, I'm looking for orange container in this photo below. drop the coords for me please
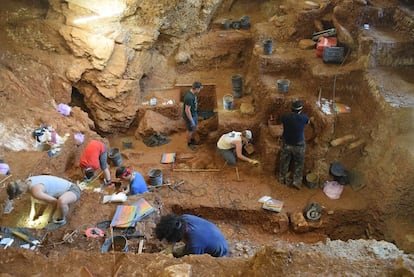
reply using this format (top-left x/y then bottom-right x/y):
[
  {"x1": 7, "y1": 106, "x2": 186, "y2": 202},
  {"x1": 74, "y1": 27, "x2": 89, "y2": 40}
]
[{"x1": 316, "y1": 37, "x2": 337, "y2": 57}]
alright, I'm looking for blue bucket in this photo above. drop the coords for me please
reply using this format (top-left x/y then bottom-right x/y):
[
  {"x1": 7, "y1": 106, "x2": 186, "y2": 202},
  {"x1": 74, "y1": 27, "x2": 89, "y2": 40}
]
[
  {"x1": 263, "y1": 39, "x2": 273, "y2": 55},
  {"x1": 108, "y1": 148, "x2": 122, "y2": 166},
  {"x1": 148, "y1": 168, "x2": 163, "y2": 187},
  {"x1": 277, "y1": 79, "x2": 290, "y2": 94}
]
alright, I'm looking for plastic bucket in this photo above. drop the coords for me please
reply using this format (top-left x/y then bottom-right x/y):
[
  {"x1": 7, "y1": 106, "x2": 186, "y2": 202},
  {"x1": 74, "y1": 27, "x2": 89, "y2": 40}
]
[
  {"x1": 277, "y1": 79, "x2": 290, "y2": 94},
  {"x1": 148, "y1": 168, "x2": 163, "y2": 187},
  {"x1": 231, "y1": 20, "x2": 241, "y2": 29},
  {"x1": 305, "y1": 173, "x2": 318, "y2": 189},
  {"x1": 102, "y1": 235, "x2": 128, "y2": 253},
  {"x1": 231, "y1": 75, "x2": 242, "y2": 98},
  {"x1": 240, "y1": 15, "x2": 250, "y2": 29},
  {"x1": 122, "y1": 139, "x2": 133, "y2": 149},
  {"x1": 108, "y1": 148, "x2": 122, "y2": 166},
  {"x1": 263, "y1": 39, "x2": 273, "y2": 55},
  {"x1": 223, "y1": 94, "x2": 234, "y2": 111},
  {"x1": 221, "y1": 19, "x2": 230, "y2": 30}
]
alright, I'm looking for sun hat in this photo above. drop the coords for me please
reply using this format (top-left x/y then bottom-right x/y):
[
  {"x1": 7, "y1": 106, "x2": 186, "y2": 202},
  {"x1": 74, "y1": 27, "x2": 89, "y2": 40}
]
[{"x1": 292, "y1": 100, "x2": 303, "y2": 110}]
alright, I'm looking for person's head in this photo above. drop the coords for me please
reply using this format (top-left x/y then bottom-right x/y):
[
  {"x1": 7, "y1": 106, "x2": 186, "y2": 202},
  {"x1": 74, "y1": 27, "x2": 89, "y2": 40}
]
[
  {"x1": 84, "y1": 166, "x2": 95, "y2": 181},
  {"x1": 7, "y1": 180, "x2": 28, "y2": 200},
  {"x1": 115, "y1": 166, "x2": 132, "y2": 179},
  {"x1": 242, "y1": 130, "x2": 253, "y2": 142},
  {"x1": 155, "y1": 214, "x2": 186, "y2": 243},
  {"x1": 291, "y1": 100, "x2": 303, "y2": 113},
  {"x1": 191, "y1": 81, "x2": 203, "y2": 93}
]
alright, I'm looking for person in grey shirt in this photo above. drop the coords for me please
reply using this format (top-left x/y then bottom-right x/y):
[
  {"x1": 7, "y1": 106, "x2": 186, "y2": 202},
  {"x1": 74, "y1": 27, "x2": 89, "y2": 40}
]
[{"x1": 9, "y1": 175, "x2": 81, "y2": 226}]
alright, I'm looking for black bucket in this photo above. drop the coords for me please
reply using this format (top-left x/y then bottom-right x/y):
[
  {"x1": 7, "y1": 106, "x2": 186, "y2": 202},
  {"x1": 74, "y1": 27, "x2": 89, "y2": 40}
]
[
  {"x1": 277, "y1": 79, "x2": 290, "y2": 94},
  {"x1": 240, "y1": 16, "x2": 250, "y2": 29},
  {"x1": 148, "y1": 168, "x2": 163, "y2": 187},
  {"x1": 223, "y1": 94, "x2": 234, "y2": 110},
  {"x1": 231, "y1": 75, "x2": 243, "y2": 98},
  {"x1": 101, "y1": 235, "x2": 128, "y2": 253},
  {"x1": 108, "y1": 148, "x2": 122, "y2": 166},
  {"x1": 122, "y1": 139, "x2": 133, "y2": 149},
  {"x1": 221, "y1": 19, "x2": 231, "y2": 30},
  {"x1": 231, "y1": 20, "x2": 241, "y2": 30},
  {"x1": 263, "y1": 39, "x2": 273, "y2": 55}
]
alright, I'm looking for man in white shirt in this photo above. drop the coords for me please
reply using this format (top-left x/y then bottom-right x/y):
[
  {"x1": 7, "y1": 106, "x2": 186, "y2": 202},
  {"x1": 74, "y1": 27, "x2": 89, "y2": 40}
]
[{"x1": 217, "y1": 130, "x2": 259, "y2": 166}]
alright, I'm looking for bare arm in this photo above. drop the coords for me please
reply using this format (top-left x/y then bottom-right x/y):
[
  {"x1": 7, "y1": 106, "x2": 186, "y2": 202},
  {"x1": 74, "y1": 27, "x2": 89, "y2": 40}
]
[
  {"x1": 234, "y1": 140, "x2": 253, "y2": 163},
  {"x1": 30, "y1": 184, "x2": 57, "y2": 205},
  {"x1": 103, "y1": 168, "x2": 111, "y2": 182}
]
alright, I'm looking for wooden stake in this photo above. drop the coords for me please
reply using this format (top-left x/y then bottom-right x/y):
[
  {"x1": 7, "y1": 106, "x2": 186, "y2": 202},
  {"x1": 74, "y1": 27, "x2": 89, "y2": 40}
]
[
  {"x1": 235, "y1": 167, "x2": 240, "y2": 181},
  {"x1": 138, "y1": 239, "x2": 144, "y2": 254},
  {"x1": 330, "y1": 134, "x2": 356, "y2": 146},
  {"x1": 0, "y1": 174, "x2": 12, "y2": 185}
]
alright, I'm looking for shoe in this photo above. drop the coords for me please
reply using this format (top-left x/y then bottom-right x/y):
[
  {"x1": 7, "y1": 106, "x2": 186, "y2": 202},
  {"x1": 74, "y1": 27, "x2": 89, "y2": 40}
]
[
  {"x1": 292, "y1": 183, "x2": 302, "y2": 190},
  {"x1": 187, "y1": 143, "x2": 197, "y2": 151},
  {"x1": 278, "y1": 177, "x2": 286, "y2": 185},
  {"x1": 53, "y1": 218, "x2": 67, "y2": 225}
]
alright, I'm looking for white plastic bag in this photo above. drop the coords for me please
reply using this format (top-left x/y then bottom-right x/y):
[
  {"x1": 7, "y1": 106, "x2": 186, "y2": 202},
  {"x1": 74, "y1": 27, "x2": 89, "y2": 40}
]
[{"x1": 323, "y1": 181, "x2": 344, "y2": 199}]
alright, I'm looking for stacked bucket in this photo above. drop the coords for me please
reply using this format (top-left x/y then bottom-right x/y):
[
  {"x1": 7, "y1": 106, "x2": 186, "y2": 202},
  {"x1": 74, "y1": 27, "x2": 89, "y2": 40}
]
[{"x1": 231, "y1": 74, "x2": 243, "y2": 98}]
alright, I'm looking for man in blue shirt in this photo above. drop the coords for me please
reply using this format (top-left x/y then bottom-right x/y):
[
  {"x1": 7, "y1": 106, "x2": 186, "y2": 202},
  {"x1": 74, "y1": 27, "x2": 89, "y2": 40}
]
[
  {"x1": 183, "y1": 81, "x2": 203, "y2": 150},
  {"x1": 279, "y1": 100, "x2": 310, "y2": 189},
  {"x1": 155, "y1": 213, "x2": 229, "y2": 257},
  {"x1": 115, "y1": 166, "x2": 148, "y2": 195}
]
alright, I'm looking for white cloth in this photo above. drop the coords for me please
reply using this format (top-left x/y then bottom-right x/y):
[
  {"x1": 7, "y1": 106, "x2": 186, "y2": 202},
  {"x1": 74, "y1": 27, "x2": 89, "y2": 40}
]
[
  {"x1": 102, "y1": 193, "x2": 127, "y2": 204},
  {"x1": 217, "y1": 131, "x2": 242, "y2": 150}
]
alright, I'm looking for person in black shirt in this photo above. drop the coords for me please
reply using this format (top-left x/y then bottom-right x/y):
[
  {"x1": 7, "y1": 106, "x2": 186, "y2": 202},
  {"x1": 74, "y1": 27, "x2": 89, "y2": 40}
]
[
  {"x1": 279, "y1": 100, "x2": 310, "y2": 189},
  {"x1": 183, "y1": 81, "x2": 203, "y2": 150}
]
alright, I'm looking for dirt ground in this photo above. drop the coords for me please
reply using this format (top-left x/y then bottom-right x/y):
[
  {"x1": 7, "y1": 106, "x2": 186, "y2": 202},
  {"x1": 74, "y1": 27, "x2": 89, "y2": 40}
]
[{"x1": 0, "y1": 0, "x2": 414, "y2": 276}]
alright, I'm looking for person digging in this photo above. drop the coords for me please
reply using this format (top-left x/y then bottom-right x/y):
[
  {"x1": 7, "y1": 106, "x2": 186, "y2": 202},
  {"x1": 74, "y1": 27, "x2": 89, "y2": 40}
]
[
  {"x1": 7, "y1": 175, "x2": 81, "y2": 227},
  {"x1": 217, "y1": 129, "x2": 259, "y2": 166},
  {"x1": 115, "y1": 166, "x2": 149, "y2": 195}
]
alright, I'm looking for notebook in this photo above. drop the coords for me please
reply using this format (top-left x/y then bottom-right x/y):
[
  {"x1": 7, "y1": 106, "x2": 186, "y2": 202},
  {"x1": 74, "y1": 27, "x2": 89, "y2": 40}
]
[
  {"x1": 132, "y1": 198, "x2": 155, "y2": 221},
  {"x1": 161, "y1": 153, "x2": 176, "y2": 164},
  {"x1": 110, "y1": 205, "x2": 137, "y2": 228}
]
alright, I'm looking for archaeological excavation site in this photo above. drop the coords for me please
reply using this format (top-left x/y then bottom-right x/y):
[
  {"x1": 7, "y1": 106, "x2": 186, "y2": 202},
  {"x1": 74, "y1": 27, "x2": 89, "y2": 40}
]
[{"x1": 0, "y1": 0, "x2": 414, "y2": 276}]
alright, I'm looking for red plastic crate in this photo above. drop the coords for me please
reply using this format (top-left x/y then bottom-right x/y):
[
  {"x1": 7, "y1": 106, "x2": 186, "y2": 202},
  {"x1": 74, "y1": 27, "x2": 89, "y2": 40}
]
[{"x1": 316, "y1": 37, "x2": 337, "y2": 57}]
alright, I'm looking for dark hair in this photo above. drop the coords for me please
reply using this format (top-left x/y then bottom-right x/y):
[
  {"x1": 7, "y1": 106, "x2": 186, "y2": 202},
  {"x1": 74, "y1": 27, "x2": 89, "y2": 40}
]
[
  {"x1": 155, "y1": 214, "x2": 185, "y2": 243},
  {"x1": 115, "y1": 166, "x2": 131, "y2": 178},
  {"x1": 192, "y1": 81, "x2": 202, "y2": 89},
  {"x1": 7, "y1": 181, "x2": 24, "y2": 200},
  {"x1": 84, "y1": 167, "x2": 95, "y2": 179}
]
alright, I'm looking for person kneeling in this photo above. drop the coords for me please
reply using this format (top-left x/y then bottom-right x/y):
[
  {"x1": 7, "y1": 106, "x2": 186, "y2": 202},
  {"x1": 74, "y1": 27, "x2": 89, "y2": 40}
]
[
  {"x1": 115, "y1": 166, "x2": 148, "y2": 195},
  {"x1": 155, "y1": 213, "x2": 229, "y2": 258}
]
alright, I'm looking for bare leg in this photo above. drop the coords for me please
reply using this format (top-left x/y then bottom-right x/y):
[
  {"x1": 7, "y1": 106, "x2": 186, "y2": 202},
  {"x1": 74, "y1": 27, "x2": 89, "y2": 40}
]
[{"x1": 54, "y1": 191, "x2": 77, "y2": 220}]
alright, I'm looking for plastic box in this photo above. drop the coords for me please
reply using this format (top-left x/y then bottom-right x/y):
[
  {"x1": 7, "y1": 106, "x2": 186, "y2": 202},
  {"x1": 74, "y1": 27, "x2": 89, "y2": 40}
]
[
  {"x1": 316, "y1": 37, "x2": 337, "y2": 57},
  {"x1": 323, "y1": 47, "x2": 345, "y2": 64}
]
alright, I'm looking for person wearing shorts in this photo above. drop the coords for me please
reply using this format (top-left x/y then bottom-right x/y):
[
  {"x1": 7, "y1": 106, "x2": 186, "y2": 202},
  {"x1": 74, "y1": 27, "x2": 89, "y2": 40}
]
[{"x1": 10, "y1": 175, "x2": 81, "y2": 226}]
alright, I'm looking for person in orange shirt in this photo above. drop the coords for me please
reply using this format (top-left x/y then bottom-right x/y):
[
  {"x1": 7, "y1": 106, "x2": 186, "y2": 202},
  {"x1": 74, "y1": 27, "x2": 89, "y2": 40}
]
[{"x1": 79, "y1": 140, "x2": 111, "y2": 183}]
